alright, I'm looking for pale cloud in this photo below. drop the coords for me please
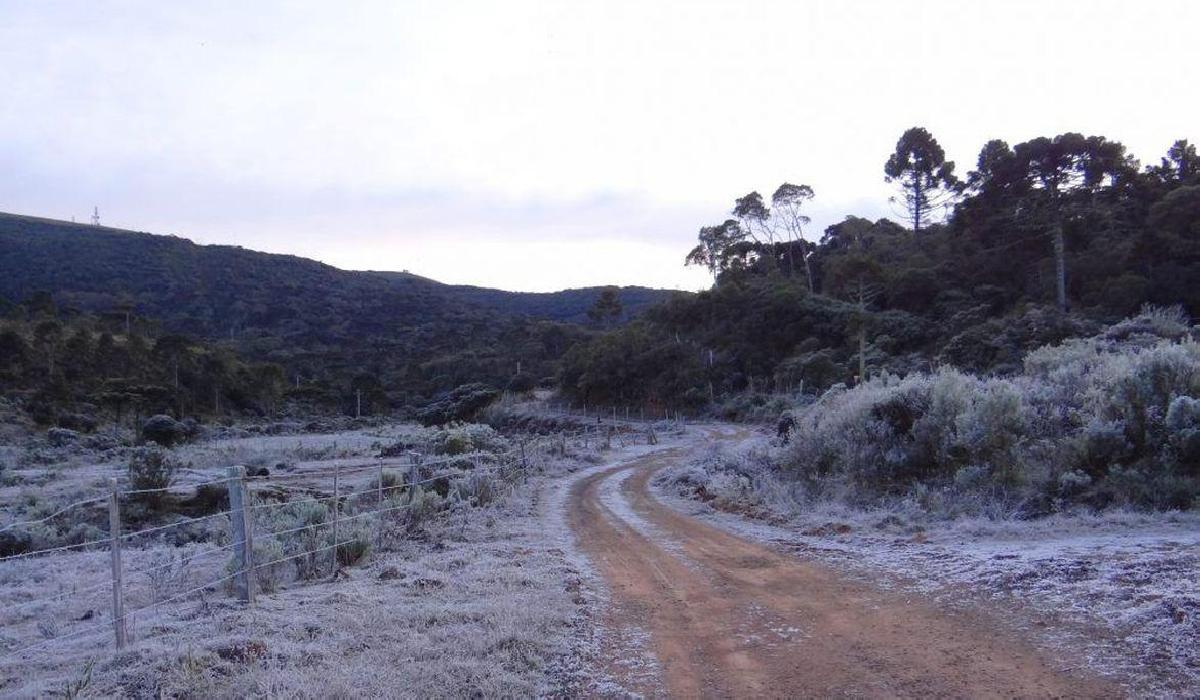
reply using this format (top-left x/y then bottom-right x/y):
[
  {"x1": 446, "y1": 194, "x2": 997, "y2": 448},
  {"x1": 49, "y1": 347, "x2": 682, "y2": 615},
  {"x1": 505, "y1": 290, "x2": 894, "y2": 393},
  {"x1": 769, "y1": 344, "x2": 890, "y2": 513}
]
[{"x1": 1, "y1": 0, "x2": 1196, "y2": 291}]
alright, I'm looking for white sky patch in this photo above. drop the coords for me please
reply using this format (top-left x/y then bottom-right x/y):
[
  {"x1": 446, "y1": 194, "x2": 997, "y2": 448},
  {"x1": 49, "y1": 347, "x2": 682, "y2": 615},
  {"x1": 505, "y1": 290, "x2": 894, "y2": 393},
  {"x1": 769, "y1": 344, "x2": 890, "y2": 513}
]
[{"x1": 1, "y1": 0, "x2": 1197, "y2": 291}]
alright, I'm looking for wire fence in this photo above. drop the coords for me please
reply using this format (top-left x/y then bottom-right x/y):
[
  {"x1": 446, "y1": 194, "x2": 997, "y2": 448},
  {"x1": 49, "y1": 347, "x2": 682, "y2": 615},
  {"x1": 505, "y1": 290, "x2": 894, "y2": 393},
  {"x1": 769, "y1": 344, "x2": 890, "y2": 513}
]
[{"x1": 0, "y1": 417, "x2": 673, "y2": 665}]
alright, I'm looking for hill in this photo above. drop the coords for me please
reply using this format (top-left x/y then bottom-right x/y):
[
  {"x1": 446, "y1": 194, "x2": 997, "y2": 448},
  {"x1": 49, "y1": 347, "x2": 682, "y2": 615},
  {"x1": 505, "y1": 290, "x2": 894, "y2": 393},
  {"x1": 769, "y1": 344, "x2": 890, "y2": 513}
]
[{"x1": 0, "y1": 212, "x2": 670, "y2": 407}]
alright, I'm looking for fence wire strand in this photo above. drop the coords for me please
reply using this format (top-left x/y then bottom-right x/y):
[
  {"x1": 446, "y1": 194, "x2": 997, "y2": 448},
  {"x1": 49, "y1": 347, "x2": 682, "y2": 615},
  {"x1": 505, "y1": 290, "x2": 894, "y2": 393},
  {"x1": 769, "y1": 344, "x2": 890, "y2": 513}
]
[{"x1": 0, "y1": 424, "x2": 609, "y2": 666}]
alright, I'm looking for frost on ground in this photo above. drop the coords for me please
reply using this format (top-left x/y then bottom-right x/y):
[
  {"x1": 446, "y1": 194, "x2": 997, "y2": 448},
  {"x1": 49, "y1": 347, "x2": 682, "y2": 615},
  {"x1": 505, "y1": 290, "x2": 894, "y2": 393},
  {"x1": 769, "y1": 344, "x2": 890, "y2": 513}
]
[
  {"x1": 655, "y1": 437, "x2": 1200, "y2": 697},
  {"x1": 0, "y1": 417, "x2": 677, "y2": 697},
  {"x1": 1, "y1": 481, "x2": 580, "y2": 697}
]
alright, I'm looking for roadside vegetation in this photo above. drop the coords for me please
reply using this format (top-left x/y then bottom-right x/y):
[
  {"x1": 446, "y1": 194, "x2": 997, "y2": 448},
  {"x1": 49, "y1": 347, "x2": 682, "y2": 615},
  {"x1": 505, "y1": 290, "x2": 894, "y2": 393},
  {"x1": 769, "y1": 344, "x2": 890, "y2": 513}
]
[{"x1": 667, "y1": 308, "x2": 1200, "y2": 519}]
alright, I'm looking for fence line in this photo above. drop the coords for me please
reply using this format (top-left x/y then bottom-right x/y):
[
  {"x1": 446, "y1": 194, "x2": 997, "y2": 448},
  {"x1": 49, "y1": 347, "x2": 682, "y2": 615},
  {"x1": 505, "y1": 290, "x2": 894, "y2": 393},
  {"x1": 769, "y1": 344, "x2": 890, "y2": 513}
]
[
  {"x1": 0, "y1": 496, "x2": 108, "y2": 534},
  {"x1": 0, "y1": 425, "x2": 662, "y2": 663}
]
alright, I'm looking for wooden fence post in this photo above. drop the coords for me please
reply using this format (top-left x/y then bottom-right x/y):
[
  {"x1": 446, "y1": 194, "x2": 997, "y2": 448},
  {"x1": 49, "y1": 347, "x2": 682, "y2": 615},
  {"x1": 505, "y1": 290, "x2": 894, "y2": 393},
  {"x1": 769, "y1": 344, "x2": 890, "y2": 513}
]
[
  {"x1": 331, "y1": 463, "x2": 340, "y2": 578},
  {"x1": 408, "y1": 455, "x2": 420, "y2": 505},
  {"x1": 107, "y1": 479, "x2": 127, "y2": 650},
  {"x1": 376, "y1": 459, "x2": 385, "y2": 548},
  {"x1": 227, "y1": 466, "x2": 255, "y2": 604}
]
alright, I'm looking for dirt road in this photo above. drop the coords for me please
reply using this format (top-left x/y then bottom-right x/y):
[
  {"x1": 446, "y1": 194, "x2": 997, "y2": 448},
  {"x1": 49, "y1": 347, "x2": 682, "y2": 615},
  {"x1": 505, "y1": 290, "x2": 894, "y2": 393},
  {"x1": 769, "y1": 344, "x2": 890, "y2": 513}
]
[{"x1": 567, "y1": 429, "x2": 1118, "y2": 698}]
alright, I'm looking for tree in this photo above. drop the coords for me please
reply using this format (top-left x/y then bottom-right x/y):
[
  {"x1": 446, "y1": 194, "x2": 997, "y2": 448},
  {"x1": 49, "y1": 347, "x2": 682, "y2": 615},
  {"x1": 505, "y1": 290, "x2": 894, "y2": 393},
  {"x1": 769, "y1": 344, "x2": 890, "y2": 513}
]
[
  {"x1": 732, "y1": 192, "x2": 775, "y2": 268},
  {"x1": 33, "y1": 319, "x2": 62, "y2": 377},
  {"x1": 685, "y1": 220, "x2": 741, "y2": 281},
  {"x1": 587, "y1": 288, "x2": 624, "y2": 329},
  {"x1": 770, "y1": 183, "x2": 817, "y2": 290},
  {"x1": 1149, "y1": 139, "x2": 1199, "y2": 186},
  {"x1": 884, "y1": 127, "x2": 960, "y2": 233},
  {"x1": 821, "y1": 220, "x2": 885, "y2": 384},
  {"x1": 153, "y1": 334, "x2": 193, "y2": 390},
  {"x1": 961, "y1": 133, "x2": 1136, "y2": 312},
  {"x1": 1009, "y1": 133, "x2": 1135, "y2": 312}
]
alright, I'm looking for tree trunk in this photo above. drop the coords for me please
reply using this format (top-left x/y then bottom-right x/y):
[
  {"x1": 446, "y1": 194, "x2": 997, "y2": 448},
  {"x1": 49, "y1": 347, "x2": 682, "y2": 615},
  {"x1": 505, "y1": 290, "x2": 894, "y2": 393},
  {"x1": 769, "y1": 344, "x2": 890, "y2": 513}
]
[
  {"x1": 859, "y1": 325, "x2": 866, "y2": 384},
  {"x1": 1052, "y1": 224, "x2": 1068, "y2": 312},
  {"x1": 912, "y1": 176, "x2": 923, "y2": 233},
  {"x1": 857, "y1": 279, "x2": 867, "y2": 383},
  {"x1": 802, "y1": 251, "x2": 815, "y2": 293}
]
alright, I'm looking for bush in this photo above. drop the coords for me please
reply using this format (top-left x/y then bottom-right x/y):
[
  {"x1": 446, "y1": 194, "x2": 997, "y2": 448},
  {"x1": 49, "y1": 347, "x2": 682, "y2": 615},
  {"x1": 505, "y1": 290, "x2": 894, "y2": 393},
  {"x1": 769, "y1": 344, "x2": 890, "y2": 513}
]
[
  {"x1": 141, "y1": 414, "x2": 187, "y2": 447},
  {"x1": 454, "y1": 472, "x2": 500, "y2": 507},
  {"x1": 46, "y1": 427, "x2": 80, "y2": 447},
  {"x1": 775, "y1": 313, "x2": 1200, "y2": 515},
  {"x1": 336, "y1": 528, "x2": 371, "y2": 567},
  {"x1": 127, "y1": 447, "x2": 178, "y2": 508},
  {"x1": 414, "y1": 383, "x2": 500, "y2": 426}
]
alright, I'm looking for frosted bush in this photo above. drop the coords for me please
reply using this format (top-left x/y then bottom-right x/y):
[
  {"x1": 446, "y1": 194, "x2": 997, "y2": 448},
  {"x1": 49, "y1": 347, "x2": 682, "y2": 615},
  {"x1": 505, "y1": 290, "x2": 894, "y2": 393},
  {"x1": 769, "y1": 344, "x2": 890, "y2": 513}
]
[
  {"x1": 774, "y1": 312, "x2": 1200, "y2": 516},
  {"x1": 430, "y1": 424, "x2": 510, "y2": 456}
]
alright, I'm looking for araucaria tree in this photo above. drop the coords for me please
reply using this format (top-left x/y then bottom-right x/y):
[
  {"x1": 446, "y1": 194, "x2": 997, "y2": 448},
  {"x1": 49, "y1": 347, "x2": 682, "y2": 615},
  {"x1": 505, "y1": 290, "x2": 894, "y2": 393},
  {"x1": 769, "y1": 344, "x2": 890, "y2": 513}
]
[
  {"x1": 587, "y1": 287, "x2": 624, "y2": 329},
  {"x1": 884, "y1": 127, "x2": 960, "y2": 233},
  {"x1": 968, "y1": 133, "x2": 1136, "y2": 312}
]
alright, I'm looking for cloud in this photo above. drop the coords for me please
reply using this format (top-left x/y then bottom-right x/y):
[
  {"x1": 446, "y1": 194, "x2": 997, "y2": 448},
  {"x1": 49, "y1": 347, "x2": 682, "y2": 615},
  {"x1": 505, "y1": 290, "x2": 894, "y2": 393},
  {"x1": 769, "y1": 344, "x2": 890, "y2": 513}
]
[{"x1": 1, "y1": 0, "x2": 1196, "y2": 291}]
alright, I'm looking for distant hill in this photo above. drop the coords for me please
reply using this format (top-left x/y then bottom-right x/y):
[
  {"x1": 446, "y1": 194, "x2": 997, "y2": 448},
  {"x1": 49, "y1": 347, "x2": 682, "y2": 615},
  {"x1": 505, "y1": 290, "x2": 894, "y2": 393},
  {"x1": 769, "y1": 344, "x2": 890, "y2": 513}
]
[
  {"x1": 0, "y1": 212, "x2": 676, "y2": 400},
  {"x1": 369, "y1": 271, "x2": 676, "y2": 325}
]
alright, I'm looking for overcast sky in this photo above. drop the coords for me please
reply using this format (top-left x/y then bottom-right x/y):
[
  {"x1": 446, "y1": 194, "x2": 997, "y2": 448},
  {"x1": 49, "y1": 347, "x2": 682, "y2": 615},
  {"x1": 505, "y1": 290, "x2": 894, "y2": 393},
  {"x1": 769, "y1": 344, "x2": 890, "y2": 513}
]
[{"x1": 1, "y1": 1, "x2": 1196, "y2": 291}]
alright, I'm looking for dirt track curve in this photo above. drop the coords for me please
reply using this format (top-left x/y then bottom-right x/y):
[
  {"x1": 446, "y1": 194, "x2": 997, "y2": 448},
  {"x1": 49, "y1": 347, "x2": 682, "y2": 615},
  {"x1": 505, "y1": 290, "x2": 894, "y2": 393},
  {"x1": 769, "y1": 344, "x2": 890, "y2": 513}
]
[{"x1": 568, "y1": 427, "x2": 1119, "y2": 699}]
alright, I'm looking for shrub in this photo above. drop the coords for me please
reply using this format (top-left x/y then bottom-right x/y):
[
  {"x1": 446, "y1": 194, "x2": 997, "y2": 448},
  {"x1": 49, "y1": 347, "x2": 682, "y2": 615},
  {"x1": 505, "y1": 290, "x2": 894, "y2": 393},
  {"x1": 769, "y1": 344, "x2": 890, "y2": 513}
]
[
  {"x1": 336, "y1": 528, "x2": 371, "y2": 567},
  {"x1": 253, "y1": 539, "x2": 286, "y2": 593},
  {"x1": 414, "y1": 383, "x2": 500, "y2": 426},
  {"x1": 46, "y1": 427, "x2": 80, "y2": 447},
  {"x1": 142, "y1": 414, "x2": 187, "y2": 447},
  {"x1": 775, "y1": 313, "x2": 1200, "y2": 515},
  {"x1": 454, "y1": 472, "x2": 500, "y2": 507},
  {"x1": 127, "y1": 447, "x2": 178, "y2": 508}
]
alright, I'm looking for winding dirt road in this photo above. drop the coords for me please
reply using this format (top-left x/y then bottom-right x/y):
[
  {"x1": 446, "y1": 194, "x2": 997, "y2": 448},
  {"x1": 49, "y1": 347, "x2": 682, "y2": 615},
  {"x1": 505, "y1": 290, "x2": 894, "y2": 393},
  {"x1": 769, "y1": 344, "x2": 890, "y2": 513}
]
[{"x1": 568, "y1": 428, "x2": 1118, "y2": 698}]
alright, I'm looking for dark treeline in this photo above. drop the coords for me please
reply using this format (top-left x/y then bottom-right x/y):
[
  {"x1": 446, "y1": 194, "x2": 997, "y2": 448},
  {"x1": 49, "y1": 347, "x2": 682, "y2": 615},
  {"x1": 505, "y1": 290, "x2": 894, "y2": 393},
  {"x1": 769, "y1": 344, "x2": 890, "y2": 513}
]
[
  {"x1": 560, "y1": 130, "x2": 1200, "y2": 409},
  {"x1": 0, "y1": 214, "x2": 612, "y2": 423},
  {"x1": 0, "y1": 294, "x2": 288, "y2": 429}
]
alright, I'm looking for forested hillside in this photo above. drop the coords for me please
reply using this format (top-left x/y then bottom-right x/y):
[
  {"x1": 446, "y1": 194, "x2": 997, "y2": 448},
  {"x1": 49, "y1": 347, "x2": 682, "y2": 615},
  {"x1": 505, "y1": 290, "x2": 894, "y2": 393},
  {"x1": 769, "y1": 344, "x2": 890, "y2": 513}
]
[
  {"x1": 0, "y1": 213, "x2": 668, "y2": 418},
  {"x1": 561, "y1": 131, "x2": 1200, "y2": 409}
]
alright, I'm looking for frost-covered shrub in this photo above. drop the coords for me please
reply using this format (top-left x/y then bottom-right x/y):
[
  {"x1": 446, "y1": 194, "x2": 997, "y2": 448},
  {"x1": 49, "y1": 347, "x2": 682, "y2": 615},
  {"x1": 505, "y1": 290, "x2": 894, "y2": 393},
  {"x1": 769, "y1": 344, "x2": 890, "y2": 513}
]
[
  {"x1": 403, "y1": 486, "x2": 443, "y2": 532},
  {"x1": 775, "y1": 312, "x2": 1200, "y2": 515},
  {"x1": 1103, "y1": 305, "x2": 1191, "y2": 343},
  {"x1": 1071, "y1": 419, "x2": 1132, "y2": 477},
  {"x1": 454, "y1": 472, "x2": 500, "y2": 507},
  {"x1": 1166, "y1": 396, "x2": 1200, "y2": 472},
  {"x1": 336, "y1": 526, "x2": 372, "y2": 567},
  {"x1": 430, "y1": 424, "x2": 509, "y2": 456},
  {"x1": 141, "y1": 414, "x2": 187, "y2": 447},
  {"x1": 414, "y1": 383, "x2": 500, "y2": 426},
  {"x1": 127, "y1": 447, "x2": 178, "y2": 508},
  {"x1": 253, "y1": 538, "x2": 286, "y2": 593}
]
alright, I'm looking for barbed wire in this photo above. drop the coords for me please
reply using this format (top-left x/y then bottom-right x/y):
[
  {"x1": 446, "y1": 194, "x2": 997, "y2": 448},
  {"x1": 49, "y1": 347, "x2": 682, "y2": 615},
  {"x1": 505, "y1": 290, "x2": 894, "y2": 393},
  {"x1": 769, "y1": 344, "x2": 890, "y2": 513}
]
[
  {"x1": 7, "y1": 578, "x2": 114, "y2": 612},
  {"x1": 119, "y1": 475, "x2": 233, "y2": 496},
  {"x1": 0, "y1": 496, "x2": 108, "y2": 535},
  {"x1": 119, "y1": 509, "x2": 234, "y2": 542},
  {"x1": 0, "y1": 537, "x2": 113, "y2": 564},
  {"x1": 0, "y1": 422, "x2": 635, "y2": 666}
]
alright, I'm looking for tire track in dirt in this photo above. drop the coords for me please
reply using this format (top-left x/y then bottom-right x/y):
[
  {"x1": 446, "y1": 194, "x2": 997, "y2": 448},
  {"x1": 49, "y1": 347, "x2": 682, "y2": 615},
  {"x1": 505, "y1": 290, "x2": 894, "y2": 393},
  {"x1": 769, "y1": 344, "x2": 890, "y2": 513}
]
[{"x1": 568, "y1": 427, "x2": 1120, "y2": 699}]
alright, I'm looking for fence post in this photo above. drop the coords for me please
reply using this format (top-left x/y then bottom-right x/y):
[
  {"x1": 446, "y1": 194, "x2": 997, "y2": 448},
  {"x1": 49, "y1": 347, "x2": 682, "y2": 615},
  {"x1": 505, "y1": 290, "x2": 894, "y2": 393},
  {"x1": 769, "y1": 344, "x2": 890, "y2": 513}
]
[
  {"x1": 107, "y1": 479, "x2": 127, "y2": 650},
  {"x1": 408, "y1": 455, "x2": 420, "y2": 505},
  {"x1": 376, "y1": 459, "x2": 385, "y2": 549},
  {"x1": 227, "y1": 466, "x2": 255, "y2": 604},
  {"x1": 377, "y1": 459, "x2": 385, "y2": 509},
  {"x1": 331, "y1": 463, "x2": 340, "y2": 578}
]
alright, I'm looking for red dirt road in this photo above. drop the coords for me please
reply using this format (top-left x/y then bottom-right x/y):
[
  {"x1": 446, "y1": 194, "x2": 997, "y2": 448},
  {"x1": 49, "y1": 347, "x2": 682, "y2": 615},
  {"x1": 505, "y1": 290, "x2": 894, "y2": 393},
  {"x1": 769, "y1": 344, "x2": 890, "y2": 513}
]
[{"x1": 567, "y1": 432, "x2": 1119, "y2": 699}]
